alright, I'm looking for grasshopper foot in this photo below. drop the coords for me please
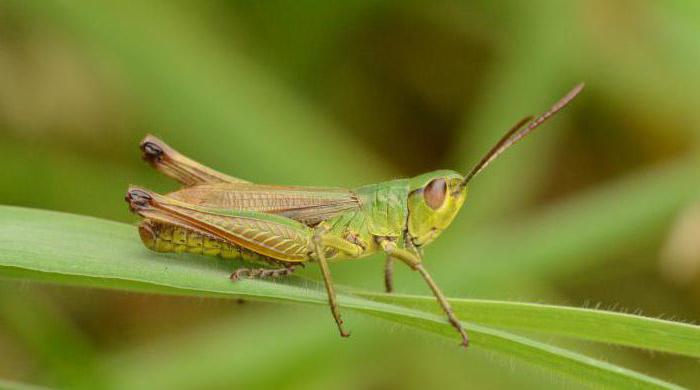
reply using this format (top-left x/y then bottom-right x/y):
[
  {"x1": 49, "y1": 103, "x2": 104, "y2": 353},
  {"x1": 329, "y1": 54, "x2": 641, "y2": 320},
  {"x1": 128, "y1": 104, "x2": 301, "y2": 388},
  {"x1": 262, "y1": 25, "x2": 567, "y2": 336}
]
[
  {"x1": 332, "y1": 314, "x2": 351, "y2": 338},
  {"x1": 460, "y1": 334, "x2": 469, "y2": 348},
  {"x1": 384, "y1": 256, "x2": 394, "y2": 294},
  {"x1": 229, "y1": 266, "x2": 297, "y2": 281},
  {"x1": 384, "y1": 281, "x2": 393, "y2": 294},
  {"x1": 449, "y1": 317, "x2": 469, "y2": 348}
]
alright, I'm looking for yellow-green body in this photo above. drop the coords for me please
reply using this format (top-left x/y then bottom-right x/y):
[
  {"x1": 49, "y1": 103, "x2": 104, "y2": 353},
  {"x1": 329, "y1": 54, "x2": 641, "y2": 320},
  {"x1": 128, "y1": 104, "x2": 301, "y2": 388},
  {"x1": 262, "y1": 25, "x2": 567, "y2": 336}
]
[{"x1": 136, "y1": 169, "x2": 468, "y2": 266}]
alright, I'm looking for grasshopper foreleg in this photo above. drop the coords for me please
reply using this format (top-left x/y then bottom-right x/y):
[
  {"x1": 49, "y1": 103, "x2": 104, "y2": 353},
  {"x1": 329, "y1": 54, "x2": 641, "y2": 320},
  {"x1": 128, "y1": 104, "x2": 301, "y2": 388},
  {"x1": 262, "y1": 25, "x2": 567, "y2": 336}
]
[{"x1": 379, "y1": 239, "x2": 469, "y2": 348}]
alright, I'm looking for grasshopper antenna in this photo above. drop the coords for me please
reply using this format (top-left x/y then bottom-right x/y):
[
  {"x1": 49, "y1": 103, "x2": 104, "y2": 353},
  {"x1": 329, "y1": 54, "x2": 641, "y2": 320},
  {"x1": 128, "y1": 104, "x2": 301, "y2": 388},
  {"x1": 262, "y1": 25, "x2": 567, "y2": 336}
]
[{"x1": 461, "y1": 83, "x2": 585, "y2": 187}]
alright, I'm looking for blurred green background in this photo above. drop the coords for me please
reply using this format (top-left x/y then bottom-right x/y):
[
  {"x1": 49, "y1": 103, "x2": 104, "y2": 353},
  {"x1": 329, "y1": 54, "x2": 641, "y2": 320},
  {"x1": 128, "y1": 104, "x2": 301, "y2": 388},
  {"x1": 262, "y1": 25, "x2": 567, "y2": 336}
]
[{"x1": 1, "y1": 1, "x2": 700, "y2": 388}]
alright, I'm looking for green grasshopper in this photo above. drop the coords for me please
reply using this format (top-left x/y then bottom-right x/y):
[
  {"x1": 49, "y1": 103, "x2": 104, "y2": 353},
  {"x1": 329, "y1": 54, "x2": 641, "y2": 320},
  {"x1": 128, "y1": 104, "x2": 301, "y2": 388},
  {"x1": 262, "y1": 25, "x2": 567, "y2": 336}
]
[{"x1": 126, "y1": 83, "x2": 583, "y2": 347}]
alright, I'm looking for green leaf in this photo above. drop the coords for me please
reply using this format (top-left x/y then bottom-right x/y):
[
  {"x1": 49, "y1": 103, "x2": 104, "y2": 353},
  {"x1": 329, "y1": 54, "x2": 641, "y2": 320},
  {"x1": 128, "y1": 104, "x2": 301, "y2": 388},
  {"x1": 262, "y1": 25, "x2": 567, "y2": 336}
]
[
  {"x1": 0, "y1": 206, "x2": 687, "y2": 389},
  {"x1": 359, "y1": 293, "x2": 700, "y2": 358}
]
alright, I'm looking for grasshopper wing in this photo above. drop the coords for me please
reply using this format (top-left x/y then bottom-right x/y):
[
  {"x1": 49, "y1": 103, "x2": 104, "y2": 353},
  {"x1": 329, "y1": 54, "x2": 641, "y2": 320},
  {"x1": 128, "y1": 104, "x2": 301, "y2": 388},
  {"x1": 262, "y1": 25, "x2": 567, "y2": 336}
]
[
  {"x1": 168, "y1": 183, "x2": 361, "y2": 226},
  {"x1": 127, "y1": 187, "x2": 312, "y2": 262},
  {"x1": 141, "y1": 135, "x2": 250, "y2": 186}
]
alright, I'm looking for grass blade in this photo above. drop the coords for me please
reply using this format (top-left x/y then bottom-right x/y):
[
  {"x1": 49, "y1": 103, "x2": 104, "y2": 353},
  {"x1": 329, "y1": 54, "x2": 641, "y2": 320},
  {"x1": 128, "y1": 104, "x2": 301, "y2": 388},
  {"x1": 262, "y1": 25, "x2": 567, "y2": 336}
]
[
  {"x1": 0, "y1": 206, "x2": 684, "y2": 389},
  {"x1": 359, "y1": 293, "x2": 700, "y2": 358}
]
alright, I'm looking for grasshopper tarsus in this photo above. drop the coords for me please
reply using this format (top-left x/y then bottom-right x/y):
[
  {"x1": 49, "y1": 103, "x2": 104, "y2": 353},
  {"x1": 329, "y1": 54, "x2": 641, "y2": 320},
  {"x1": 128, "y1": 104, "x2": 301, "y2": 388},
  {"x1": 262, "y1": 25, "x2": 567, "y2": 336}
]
[
  {"x1": 127, "y1": 84, "x2": 583, "y2": 348},
  {"x1": 453, "y1": 321, "x2": 470, "y2": 348},
  {"x1": 335, "y1": 316, "x2": 351, "y2": 338},
  {"x1": 384, "y1": 256, "x2": 394, "y2": 293},
  {"x1": 229, "y1": 265, "x2": 297, "y2": 281}
]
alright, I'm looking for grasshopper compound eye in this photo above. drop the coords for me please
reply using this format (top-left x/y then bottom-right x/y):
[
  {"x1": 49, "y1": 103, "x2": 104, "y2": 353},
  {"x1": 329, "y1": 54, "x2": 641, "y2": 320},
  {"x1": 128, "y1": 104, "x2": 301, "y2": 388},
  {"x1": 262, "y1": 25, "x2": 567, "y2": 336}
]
[{"x1": 424, "y1": 178, "x2": 447, "y2": 210}]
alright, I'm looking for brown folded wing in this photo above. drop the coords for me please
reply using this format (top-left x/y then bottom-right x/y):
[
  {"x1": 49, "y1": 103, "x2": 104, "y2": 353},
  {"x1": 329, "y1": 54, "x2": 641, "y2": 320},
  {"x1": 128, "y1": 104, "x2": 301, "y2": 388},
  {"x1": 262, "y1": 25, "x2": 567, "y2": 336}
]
[{"x1": 168, "y1": 183, "x2": 361, "y2": 226}]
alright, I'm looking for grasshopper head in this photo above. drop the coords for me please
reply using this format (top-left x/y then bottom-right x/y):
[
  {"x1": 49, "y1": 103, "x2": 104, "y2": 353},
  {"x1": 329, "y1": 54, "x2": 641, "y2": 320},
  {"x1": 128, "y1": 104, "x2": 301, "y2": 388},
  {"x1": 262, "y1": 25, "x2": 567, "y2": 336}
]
[
  {"x1": 406, "y1": 83, "x2": 584, "y2": 249},
  {"x1": 407, "y1": 171, "x2": 468, "y2": 247}
]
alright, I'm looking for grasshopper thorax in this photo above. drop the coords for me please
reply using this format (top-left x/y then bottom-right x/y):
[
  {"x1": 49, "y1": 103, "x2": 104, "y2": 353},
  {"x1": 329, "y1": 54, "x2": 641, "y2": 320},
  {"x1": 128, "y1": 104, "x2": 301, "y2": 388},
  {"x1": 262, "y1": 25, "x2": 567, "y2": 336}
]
[{"x1": 406, "y1": 170, "x2": 467, "y2": 247}]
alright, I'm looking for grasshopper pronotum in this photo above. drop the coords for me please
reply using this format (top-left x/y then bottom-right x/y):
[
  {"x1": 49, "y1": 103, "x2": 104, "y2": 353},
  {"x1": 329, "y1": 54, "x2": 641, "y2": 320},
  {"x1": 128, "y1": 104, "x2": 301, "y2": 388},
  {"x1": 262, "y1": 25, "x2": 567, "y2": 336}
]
[{"x1": 126, "y1": 83, "x2": 583, "y2": 347}]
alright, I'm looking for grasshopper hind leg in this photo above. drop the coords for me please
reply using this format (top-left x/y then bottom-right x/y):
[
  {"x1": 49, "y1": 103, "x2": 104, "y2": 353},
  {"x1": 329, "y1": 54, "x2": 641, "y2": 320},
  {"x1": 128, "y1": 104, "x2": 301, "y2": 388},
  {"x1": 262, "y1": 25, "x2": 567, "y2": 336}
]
[
  {"x1": 139, "y1": 135, "x2": 248, "y2": 186},
  {"x1": 313, "y1": 227, "x2": 352, "y2": 338},
  {"x1": 229, "y1": 265, "x2": 298, "y2": 281}
]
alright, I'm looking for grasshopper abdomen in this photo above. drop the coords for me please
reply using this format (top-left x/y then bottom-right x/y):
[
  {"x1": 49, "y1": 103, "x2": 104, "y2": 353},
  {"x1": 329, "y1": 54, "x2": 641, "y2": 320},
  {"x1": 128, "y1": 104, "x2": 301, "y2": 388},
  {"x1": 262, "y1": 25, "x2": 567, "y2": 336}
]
[{"x1": 138, "y1": 219, "x2": 269, "y2": 263}]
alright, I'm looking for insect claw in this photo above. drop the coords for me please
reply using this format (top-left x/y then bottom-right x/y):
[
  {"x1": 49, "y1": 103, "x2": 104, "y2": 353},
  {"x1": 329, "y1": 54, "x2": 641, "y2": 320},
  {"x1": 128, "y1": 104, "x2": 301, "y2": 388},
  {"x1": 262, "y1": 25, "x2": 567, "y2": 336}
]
[
  {"x1": 229, "y1": 269, "x2": 248, "y2": 281},
  {"x1": 447, "y1": 316, "x2": 470, "y2": 349}
]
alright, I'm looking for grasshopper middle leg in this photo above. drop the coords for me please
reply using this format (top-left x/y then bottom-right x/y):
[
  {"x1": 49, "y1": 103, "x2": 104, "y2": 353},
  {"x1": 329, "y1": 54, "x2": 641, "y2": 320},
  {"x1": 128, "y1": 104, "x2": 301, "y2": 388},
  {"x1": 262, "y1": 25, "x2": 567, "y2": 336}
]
[
  {"x1": 312, "y1": 227, "x2": 364, "y2": 338},
  {"x1": 384, "y1": 256, "x2": 394, "y2": 293}
]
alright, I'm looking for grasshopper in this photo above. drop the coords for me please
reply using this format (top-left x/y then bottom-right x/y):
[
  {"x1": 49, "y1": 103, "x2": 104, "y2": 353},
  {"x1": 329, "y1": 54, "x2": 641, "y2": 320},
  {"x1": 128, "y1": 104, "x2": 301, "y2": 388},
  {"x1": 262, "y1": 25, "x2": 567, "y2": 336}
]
[{"x1": 126, "y1": 83, "x2": 583, "y2": 347}]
